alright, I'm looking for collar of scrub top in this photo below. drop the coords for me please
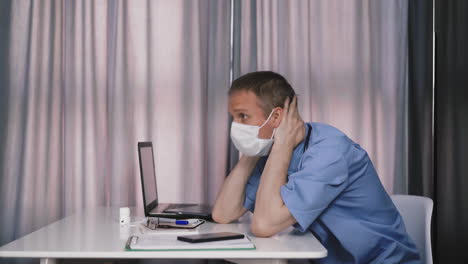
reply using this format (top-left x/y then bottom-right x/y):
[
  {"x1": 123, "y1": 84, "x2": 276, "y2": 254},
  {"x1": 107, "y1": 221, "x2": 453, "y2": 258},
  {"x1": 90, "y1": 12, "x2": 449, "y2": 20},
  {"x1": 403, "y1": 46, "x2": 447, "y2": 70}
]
[{"x1": 303, "y1": 123, "x2": 312, "y2": 153}]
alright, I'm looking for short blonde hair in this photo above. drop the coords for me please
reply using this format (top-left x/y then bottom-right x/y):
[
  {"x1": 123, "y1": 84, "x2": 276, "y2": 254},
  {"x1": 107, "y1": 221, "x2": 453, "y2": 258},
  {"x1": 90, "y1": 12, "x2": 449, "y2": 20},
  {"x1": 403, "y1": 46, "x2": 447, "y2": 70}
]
[{"x1": 229, "y1": 71, "x2": 296, "y2": 117}]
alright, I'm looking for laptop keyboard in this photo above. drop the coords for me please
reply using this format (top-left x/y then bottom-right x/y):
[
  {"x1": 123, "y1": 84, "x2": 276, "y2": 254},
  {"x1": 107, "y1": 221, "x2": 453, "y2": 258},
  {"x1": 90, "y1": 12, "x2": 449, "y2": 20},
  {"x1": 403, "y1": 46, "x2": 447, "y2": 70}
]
[{"x1": 165, "y1": 204, "x2": 197, "y2": 210}]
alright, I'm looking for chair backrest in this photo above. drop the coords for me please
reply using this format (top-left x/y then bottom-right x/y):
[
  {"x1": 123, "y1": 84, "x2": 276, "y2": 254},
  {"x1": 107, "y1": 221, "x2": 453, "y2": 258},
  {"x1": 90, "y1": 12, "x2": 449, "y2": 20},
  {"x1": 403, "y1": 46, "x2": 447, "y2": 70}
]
[{"x1": 391, "y1": 194, "x2": 433, "y2": 264}]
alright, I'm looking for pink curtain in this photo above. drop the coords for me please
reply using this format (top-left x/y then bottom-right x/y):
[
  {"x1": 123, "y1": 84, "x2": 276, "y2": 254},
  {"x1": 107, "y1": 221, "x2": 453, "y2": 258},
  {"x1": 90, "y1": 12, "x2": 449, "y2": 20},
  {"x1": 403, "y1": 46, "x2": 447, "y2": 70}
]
[
  {"x1": 0, "y1": 0, "x2": 231, "y2": 246},
  {"x1": 233, "y1": 0, "x2": 409, "y2": 194}
]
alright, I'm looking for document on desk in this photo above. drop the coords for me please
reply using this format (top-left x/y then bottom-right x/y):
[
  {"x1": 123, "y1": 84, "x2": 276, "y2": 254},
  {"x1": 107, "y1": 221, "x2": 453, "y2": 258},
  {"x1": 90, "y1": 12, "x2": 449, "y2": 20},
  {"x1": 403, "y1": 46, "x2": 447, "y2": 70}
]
[{"x1": 126, "y1": 235, "x2": 255, "y2": 251}]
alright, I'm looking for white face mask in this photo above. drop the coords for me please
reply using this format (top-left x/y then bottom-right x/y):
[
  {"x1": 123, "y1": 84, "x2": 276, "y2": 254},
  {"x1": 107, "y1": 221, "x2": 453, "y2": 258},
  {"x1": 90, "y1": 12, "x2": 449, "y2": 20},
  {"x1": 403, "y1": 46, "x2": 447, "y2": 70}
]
[{"x1": 230, "y1": 110, "x2": 276, "y2": 156}]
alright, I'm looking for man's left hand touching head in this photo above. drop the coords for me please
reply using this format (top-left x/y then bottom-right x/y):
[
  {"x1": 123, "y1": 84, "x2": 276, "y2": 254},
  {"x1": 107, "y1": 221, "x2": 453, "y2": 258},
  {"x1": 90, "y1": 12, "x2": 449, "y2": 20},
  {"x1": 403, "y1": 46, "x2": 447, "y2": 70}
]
[{"x1": 273, "y1": 96, "x2": 305, "y2": 150}]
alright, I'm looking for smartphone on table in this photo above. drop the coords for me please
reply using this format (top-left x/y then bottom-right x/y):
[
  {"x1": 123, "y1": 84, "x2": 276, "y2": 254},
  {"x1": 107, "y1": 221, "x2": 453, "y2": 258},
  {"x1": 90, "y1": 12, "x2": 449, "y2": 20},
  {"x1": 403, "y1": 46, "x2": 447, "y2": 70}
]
[{"x1": 177, "y1": 232, "x2": 244, "y2": 243}]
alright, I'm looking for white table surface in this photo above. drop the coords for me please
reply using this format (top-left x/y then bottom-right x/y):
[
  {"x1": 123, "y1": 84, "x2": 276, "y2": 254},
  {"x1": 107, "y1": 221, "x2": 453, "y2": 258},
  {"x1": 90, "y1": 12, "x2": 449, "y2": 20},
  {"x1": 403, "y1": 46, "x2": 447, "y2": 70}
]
[{"x1": 0, "y1": 207, "x2": 327, "y2": 261}]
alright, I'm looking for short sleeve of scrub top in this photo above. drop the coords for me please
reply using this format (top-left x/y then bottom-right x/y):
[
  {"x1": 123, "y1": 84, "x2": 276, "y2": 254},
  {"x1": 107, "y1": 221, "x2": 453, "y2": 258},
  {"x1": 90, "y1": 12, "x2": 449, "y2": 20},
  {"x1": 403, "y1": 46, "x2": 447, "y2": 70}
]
[{"x1": 281, "y1": 148, "x2": 349, "y2": 232}]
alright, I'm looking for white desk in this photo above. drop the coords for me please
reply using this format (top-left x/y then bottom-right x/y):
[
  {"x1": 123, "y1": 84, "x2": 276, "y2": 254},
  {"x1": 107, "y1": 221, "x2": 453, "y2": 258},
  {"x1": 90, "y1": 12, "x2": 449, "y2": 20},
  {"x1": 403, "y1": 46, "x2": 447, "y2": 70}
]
[{"x1": 0, "y1": 207, "x2": 327, "y2": 264}]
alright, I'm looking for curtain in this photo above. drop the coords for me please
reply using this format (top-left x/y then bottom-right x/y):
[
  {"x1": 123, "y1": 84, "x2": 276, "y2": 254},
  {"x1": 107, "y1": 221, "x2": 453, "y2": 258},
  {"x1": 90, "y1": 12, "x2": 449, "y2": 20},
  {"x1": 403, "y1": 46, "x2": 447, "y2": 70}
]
[
  {"x1": 406, "y1": 0, "x2": 435, "y2": 260},
  {"x1": 434, "y1": 0, "x2": 468, "y2": 262},
  {"x1": 0, "y1": 0, "x2": 231, "y2": 248},
  {"x1": 407, "y1": 0, "x2": 434, "y2": 199},
  {"x1": 0, "y1": 0, "x2": 436, "y2": 263},
  {"x1": 233, "y1": 0, "x2": 409, "y2": 194}
]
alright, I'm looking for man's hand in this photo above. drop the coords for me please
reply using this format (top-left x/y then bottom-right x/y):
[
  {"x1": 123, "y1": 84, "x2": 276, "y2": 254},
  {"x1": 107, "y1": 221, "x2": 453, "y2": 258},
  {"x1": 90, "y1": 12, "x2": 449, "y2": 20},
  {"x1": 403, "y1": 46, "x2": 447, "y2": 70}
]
[{"x1": 273, "y1": 96, "x2": 305, "y2": 150}]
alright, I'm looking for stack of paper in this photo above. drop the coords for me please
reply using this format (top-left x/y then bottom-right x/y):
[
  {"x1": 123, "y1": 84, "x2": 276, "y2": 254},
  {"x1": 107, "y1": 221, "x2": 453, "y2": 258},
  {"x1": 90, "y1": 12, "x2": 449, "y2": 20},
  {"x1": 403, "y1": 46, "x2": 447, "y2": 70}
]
[
  {"x1": 138, "y1": 223, "x2": 200, "y2": 235},
  {"x1": 126, "y1": 235, "x2": 256, "y2": 251}
]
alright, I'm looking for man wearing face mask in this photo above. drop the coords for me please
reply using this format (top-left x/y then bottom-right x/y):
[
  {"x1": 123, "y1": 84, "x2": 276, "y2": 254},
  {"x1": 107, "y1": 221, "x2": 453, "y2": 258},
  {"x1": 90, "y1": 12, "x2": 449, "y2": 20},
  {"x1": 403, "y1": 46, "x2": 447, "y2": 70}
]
[{"x1": 212, "y1": 71, "x2": 422, "y2": 264}]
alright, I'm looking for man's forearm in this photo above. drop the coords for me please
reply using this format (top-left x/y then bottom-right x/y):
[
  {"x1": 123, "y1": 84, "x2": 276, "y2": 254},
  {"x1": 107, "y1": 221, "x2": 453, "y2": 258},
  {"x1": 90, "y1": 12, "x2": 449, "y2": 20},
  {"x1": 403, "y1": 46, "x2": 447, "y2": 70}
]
[
  {"x1": 251, "y1": 143, "x2": 297, "y2": 237},
  {"x1": 251, "y1": 96, "x2": 304, "y2": 237},
  {"x1": 212, "y1": 156, "x2": 259, "y2": 223},
  {"x1": 253, "y1": 143, "x2": 294, "y2": 226}
]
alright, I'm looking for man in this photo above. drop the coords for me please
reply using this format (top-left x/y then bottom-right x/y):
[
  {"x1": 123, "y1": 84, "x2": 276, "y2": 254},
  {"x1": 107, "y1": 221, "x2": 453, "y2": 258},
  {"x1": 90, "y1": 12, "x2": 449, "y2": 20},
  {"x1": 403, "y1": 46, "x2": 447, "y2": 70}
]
[{"x1": 212, "y1": 71, "x2": 422, "y2": 263}]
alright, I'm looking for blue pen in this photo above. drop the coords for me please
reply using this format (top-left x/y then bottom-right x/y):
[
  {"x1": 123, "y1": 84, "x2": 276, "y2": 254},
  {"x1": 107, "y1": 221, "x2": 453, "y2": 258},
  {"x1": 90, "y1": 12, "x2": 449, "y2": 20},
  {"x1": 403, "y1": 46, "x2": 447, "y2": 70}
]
[{"x1": 158, "y1": 218, "x2": 199, "y2": 225}]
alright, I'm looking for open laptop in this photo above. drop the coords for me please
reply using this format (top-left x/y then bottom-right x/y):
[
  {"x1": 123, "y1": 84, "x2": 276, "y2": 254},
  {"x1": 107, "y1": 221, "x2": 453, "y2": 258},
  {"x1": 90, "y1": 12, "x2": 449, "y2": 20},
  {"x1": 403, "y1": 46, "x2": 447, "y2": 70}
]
[{"x1": 138, "y1": 142, "x2": 212, "y2": 220}]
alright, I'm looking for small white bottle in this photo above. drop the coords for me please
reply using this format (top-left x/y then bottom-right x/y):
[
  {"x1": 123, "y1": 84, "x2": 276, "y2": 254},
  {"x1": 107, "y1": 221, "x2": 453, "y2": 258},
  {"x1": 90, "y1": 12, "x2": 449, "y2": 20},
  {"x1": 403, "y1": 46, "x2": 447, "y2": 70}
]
[{"x1": 120, "y1": 207, "x2": 130, "y2": 226}]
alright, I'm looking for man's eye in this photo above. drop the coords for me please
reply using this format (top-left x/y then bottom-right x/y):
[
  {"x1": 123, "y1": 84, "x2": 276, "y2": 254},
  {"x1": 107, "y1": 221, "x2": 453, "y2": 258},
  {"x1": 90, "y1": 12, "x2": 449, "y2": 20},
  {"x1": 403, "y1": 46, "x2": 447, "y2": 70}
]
[{"x1": 239, "y1": 114, "x2": 247, "y2": 119}]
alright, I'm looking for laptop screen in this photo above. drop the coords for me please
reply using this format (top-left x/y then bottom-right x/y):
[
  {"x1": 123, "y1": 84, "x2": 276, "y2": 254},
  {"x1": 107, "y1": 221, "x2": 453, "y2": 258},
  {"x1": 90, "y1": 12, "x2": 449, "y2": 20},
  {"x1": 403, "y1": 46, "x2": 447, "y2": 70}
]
[{"x1": 139, "y1": 144, "x2": 158, "y2": 207}]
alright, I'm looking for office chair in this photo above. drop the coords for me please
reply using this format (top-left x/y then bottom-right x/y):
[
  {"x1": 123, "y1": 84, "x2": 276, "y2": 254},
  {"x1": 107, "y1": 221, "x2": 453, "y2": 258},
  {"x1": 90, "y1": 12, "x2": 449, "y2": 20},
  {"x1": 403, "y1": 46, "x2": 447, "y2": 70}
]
[{"x1": 391, "y1": 194, "x2": 433, "y2": 264}]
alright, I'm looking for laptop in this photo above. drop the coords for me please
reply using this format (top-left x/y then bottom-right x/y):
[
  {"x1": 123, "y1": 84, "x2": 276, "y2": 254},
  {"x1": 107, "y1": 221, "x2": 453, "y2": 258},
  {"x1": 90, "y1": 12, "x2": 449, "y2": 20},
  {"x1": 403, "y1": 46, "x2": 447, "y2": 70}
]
[{"x1": 137, "y1": 142, "x2": 212, "y2": 220}]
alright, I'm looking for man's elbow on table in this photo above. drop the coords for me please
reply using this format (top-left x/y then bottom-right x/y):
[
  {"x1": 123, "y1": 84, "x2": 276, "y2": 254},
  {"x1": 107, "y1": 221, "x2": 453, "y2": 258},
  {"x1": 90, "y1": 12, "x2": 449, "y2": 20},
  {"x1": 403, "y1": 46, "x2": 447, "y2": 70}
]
[
  {"x1": 211, "y1": 210, "x2": 233, "y2": 224},
  {"x1": 212, "y1": 207, "x2": 245, "y2": 224},
  {"x1": 251, "y1": 216, "x2": 277, "y2": 237}
]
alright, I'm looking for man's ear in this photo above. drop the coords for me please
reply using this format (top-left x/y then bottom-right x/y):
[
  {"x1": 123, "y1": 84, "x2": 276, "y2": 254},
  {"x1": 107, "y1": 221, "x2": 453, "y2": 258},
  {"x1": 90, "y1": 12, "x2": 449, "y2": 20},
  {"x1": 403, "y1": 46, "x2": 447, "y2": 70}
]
[{"x1": 271, "y1": 107, "x2": 283, "y2": 128}]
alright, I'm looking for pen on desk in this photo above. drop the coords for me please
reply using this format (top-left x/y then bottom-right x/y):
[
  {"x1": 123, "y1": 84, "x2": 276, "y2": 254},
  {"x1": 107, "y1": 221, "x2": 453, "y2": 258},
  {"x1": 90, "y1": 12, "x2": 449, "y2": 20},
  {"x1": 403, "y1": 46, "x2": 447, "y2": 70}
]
[{"x1": 175, "y1": 220, "x2": 189, "y2": 225}]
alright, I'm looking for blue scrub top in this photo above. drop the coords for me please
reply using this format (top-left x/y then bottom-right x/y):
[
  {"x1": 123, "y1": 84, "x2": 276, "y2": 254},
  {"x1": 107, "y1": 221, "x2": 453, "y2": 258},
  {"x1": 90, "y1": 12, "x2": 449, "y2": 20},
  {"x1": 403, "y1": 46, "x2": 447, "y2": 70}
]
[{"x1": 243, "y1": 122, "x2": 422, "y2": 264}]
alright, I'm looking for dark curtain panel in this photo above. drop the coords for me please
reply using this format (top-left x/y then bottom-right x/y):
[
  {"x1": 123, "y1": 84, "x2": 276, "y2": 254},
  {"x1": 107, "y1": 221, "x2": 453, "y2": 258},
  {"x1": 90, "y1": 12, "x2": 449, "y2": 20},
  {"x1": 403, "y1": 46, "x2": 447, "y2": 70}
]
[
  {"x1": 407, "y1": 0, "x2": 433, "y2": 198},
  {"x1": 435, "y1": 0, "x2": 468, "y2": 263},
  {"x1": 226, "y1": 0, "x2": 258, "y2": 173},
  {"x1": 225, "y1": 0, "x2": 242, "y2": 173},
  {"x1": 407, "y1": 0, "x2": 435, "y2": 260}
]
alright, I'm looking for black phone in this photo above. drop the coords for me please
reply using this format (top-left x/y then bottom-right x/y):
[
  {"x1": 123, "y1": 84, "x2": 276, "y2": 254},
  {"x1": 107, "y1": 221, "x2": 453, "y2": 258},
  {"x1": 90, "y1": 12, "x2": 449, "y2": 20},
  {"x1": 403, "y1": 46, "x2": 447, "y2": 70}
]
[{"x1": 177, "y1": 232, "x2": 245, "y2": 243}]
